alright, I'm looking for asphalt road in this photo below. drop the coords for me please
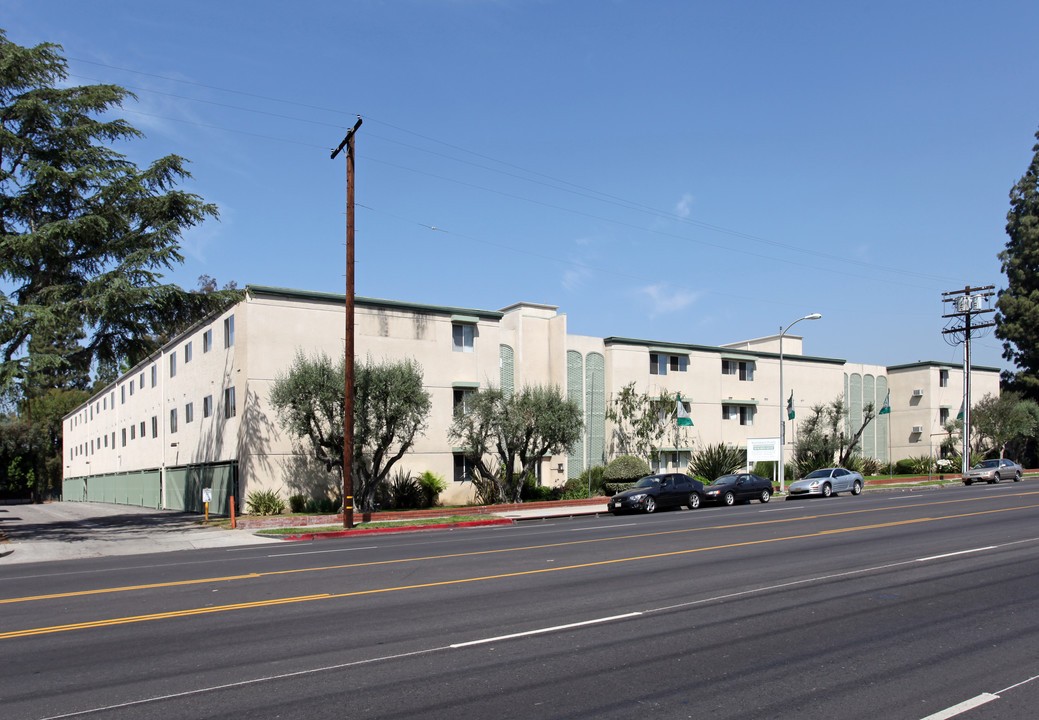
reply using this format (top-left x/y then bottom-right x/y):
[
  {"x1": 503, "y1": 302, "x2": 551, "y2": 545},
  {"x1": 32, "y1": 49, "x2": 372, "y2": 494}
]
[{"x1": 3, "y1": 483, "x2": 1039, "y2": 719}]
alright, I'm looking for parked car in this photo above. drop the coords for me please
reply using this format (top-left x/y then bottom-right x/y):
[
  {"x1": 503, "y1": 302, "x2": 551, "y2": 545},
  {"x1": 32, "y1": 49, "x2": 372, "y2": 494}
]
[
  {"x1": 703, "y1": 473, "x2": 773, "y2": 505},
  {"x1": 609, "y1": 473, "x2": 704, "y2": 514},
  {"x1": 786, "y1": 467, "x2": 864, "y2": 499},
  {"x1": 962, "y1": 458, "x2": 1023, "y2": 485}
]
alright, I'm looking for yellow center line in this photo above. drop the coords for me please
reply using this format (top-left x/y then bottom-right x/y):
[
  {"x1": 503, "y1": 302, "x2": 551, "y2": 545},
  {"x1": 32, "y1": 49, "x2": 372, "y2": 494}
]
[
  {"x1": 3, "y1": 490, "x2": 1037, "y2": 606},
  {"x1": 2, "y1": 502, "x2": 1036, "y2": 641}
]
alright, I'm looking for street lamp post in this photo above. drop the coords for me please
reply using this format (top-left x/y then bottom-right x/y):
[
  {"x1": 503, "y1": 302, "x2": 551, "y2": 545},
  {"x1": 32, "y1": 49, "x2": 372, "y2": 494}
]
[{"x1": 778, "y1": 313, "x2": 822, "y2": 493}]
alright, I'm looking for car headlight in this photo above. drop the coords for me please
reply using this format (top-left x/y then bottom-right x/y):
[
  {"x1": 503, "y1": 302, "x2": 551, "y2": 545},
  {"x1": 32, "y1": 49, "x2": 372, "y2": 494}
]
[
  {"x1": 706, "y1": 490, "x2": 720, "y2": 496},
  {"x1": 809, "y1": 481, "x2": 819, "y2": 488},
  {"x1": 629, "y1": 493, "x2": 646, "y2": 502}
]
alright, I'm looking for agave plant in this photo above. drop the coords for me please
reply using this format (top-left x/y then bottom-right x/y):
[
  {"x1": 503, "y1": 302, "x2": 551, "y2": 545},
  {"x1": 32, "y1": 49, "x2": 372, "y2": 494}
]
[{"x1": 688, "y1": 443, "x2": 745, "y2": 482}]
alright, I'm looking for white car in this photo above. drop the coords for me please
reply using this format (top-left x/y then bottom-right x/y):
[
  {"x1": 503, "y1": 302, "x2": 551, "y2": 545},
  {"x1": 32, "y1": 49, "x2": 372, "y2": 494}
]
[{"x1": 786, "y1": 467, "x2": 864, "y2": 499}]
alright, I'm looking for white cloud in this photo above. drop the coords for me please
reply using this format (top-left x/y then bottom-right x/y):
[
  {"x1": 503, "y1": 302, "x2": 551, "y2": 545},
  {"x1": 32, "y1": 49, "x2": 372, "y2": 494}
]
[
  {"x1": 674, "y1": 193, "x2": 695, "y2": 219},
  {"x1": 639, "y1": 283, "x2": 700, "y2": 317}
]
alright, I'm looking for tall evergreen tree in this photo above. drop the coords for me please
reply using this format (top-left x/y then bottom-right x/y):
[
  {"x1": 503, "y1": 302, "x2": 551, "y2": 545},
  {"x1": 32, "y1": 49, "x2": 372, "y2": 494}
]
[
  {"x1": 996, "y1": 126, "x2": 1039, "y2": 400},
  {"x1": 0, "y1": 30, "x2": 237, "y2": 405}
]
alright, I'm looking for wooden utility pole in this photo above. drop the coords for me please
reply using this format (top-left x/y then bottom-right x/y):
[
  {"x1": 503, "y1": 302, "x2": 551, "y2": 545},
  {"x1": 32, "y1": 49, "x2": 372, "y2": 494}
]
[{"x1": 331, "y1": 116, "x2": 362, "y2": 528}]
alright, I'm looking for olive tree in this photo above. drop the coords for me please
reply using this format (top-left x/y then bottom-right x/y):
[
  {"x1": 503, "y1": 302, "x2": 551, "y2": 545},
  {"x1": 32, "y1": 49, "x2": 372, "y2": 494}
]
[
  {"x1": 449, "y1": 385, "x2": 583, "y2": 504},
  {"x1": 269, "y1": 352, "x2": 431, "y2": 511}
]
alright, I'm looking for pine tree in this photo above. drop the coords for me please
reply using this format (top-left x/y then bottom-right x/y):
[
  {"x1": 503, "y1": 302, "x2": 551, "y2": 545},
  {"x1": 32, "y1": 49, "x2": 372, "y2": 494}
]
[
  {"x1": 996, "y1": 126, "x2": 1039, "y2": 400},
  {"x1": 0, "y1": 30, "x2": 237, "y2": 405}
]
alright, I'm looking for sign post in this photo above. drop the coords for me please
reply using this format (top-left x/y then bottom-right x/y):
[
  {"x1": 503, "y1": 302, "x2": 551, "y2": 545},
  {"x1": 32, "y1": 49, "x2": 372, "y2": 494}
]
[
  {"x1": 202, "y1": 487, "x2": 212, "y2": 521},
  {"x1": 747, "y1": 437, "x2": 781, "y2": 485}
]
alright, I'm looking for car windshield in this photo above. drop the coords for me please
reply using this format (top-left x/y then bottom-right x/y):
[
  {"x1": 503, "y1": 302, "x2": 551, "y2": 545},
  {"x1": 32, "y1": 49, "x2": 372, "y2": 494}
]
[
  {"x1": 973, "y1": 460, "x2": 1000, "y2": 469},
  {"x1": 633, "y1": 477, "x2": 660, "y2": 489},
  {"x1": 804, "y1": 469, "x2": 832, "y2": 479},
  {"x1": 710, "y1": 475, "x2": 738, "y2": 485}
]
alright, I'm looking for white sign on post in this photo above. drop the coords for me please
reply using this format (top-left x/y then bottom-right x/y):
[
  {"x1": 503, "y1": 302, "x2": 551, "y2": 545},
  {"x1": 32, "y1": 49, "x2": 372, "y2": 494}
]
[
  {"x1": 201, "y1": 488, "x2": 213, "y2": 504},
  {"x1": 747, "y1": 437, "x2": 781, "y2": 463}
]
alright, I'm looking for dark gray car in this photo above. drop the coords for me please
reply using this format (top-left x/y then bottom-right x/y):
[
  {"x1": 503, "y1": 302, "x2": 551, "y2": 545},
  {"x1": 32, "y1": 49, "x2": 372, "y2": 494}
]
[
  {"x1": 702, "y1": 473, "x2": 773, "y2": 506},
  {"x1": 609, "y1": 473, "x2": 705, "y2": 514}
]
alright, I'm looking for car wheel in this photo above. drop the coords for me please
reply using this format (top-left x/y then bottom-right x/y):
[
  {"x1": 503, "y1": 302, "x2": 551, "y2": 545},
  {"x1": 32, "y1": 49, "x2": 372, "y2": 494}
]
[
  {"x1": 964, "y1": 480, "x2": 973, "y2": 486},
  {"x1": 687, "y1": 492, "x2": 701, "y2": 510},
  {"x1": 644, "y1": 497, "x2": 656, "y2": 513},
  {"x1": 723, "y1": 491, "x2": 735, "y2": 506},
  {"x1": 989, "y1": 473, "x2": 1000, "y2": 484},
  {"x1": 1015, "y1": 472, "x2": 1022, "y2": 482},
  {"x1": 760, "y1": 489, "x2": 771, "y2": 503},
  {"x1": 851, "y1": 480, "x2": 862, "y2": 496},
  {"x1": 821, "y1": 483, "x2": 832, "y2": 498}
]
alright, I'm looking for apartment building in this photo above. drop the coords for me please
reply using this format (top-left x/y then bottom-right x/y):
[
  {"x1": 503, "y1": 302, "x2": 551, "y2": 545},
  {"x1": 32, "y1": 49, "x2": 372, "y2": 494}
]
[{"x1": 61, "y1": 286, "x2": 999, "y2": 512}]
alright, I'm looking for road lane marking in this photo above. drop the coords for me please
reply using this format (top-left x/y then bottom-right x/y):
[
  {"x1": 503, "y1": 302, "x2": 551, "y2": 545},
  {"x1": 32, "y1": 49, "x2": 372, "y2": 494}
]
[
  {"x1": 450, "y1": 613, "x2": 642, "y2": 647},
  {"x1": 266, "y1": 545, "x2": 379, "y2": 557},
  {"x1": 4, "y1": 494, "x2": 1038, "y2": 607},
  {"x1": 916, "y1": 547, "x2": 996, "y2": 562},
  {"x1": 918, "y1": 693, "x2": 999, "y2": 719},
  {"x1": 4, "y1": 507, "x2": 1038, "y2": 640}
]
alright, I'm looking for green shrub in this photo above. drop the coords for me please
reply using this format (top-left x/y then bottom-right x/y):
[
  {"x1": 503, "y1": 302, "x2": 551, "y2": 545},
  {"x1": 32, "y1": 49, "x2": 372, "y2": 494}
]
[
  {"x1": 246, "y1": 489, "x2": 285, "y2": 516},
  {"x1": 859, "y1": 456, "x2": 881, "y2": 476},
  {"x1": 389, "y1": 469, "x2": 423, "y2": 509},
  {"x1": 604, "y1": 481, "x2": 636, "y2": 495},
  {"x1": 521, "y1": 473, "x2": 557, "y2": 502},
  {"x1": 559, "y1": 477, "x2": 590, "y2": 500},
  {"x1": 418, "y1": 470, "x2": 448, "y2": 507},
  {"x1": 751, "y1": 461, "x2": 776, "y2": 480},
  {"x1": 603, "y1": 455, "x2": 651, "y2": 482},
  {"x1": 688, "y1": 443, "x2": 745, "y2": 481},
  {"x1": 288, "y1": 494, "x2": 307, "y2": 513},
  {"x1": 579, "y1": 465, "x2": 607, "y2": 495}
]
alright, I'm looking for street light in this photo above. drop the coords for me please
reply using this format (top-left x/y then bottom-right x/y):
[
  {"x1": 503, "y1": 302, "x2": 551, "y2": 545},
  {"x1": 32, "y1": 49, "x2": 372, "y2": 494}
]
[{"x1": 778, "y1": 313, "x2": 822, "y2": 493}]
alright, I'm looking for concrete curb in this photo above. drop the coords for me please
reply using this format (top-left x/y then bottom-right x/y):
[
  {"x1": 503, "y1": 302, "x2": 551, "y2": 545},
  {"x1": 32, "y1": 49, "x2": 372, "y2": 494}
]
[{"x1": 272, "y1": 517, "x2": 515, "y2": 541}]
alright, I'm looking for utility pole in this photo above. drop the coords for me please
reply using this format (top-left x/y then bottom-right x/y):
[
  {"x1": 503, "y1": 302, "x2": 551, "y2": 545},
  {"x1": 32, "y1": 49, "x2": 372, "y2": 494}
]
[
  {"x1": 941, "y1": 285, "x2": 995, "y2": 475},
  {"x1": 331, "y1": 116, "x2": 362, "y2": 528}
]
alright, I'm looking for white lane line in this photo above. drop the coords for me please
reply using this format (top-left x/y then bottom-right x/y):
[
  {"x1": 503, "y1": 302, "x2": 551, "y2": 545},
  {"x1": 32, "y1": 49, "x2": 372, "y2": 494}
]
[
  {"x1": 759, "y1": 507, "x2": 806, "y2": 513},
  {"x1": 450, "y1": 613, "x2": 642, "y2": 648},
  {"x1": 918, "y1": 693, "x2": 999, "y2": 719},
  {"x1": 267, "y1": 546, "x2": 378, "y2": 557},
  {"x1": 915, "y1": 547, "x2": 996, "y2": 562},
  {"x1": 997, "y1": 671, "x2": 1039, "y2": 694}
]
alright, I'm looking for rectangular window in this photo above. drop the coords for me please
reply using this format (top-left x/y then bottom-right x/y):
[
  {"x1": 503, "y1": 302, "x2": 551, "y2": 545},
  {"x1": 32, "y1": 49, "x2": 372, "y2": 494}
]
[
  {"x1": 129, "y1": 381, "x2": 134, "y2": 397},
  {"x1": 224, "y1": 315, "x2": 235, "y2": 348},
  {"x1": 453, "y1": 453, "x2": 472, "y2": 482},
  {"x1": 203, "y1": 328, "x2": 212, "y2": 353},
  {"x1": 453, "y1": 388, "x2": 474, "y2": 416},
  {"x1": 151, "y1": 365, "x2": 157, "y2": 388},
  {"x1": 740, "y1": 406, "x2": 754, "y2": 426},
  {"x1": 224, "y1": 387, "x2": 236, "y2": 418},
  {"x1": 203, "y1": 395, "x2": 213, "y2": 418},
  {"x1": 649, "y1": 353, "x2": 667, "y2": 375},
  {"x1": 939, "y1": 369, "x2": 949, "y2": 388},
  {"x1": 723, "y1": 359, "x2": 754, "y2": 380},
  {"x1": 139, "y1": 371, "x2": 145, "y2": 390},
  {"x1": 103, "y1": 396, "x2": 107, "y2": 410},
  {"x1": 669, "y1": 355, "x2": 688, "y2": 372},
  {"x1": 140, "y1": 420, "x2": 146, "y2": 437},
  {"x1": 940, "y1": 407, "x2": 950, "y2": 425},
  {"x1": 452, "y1": 323, "x2": 474, "y2": 353},
  {"x1": 152, "y1": 416, "x2": 158, "y2": 438},
  {"x1": 121, "y1": 428, "x2": 127, "y2": 446},
  {"x1": 111, "y1": 431, "x2": 115, "y2": 448},
  {"x1": 185, "y1": 341, "x2": 192, "y2": 363},
  {"x1": 104, "y1": 434, "x2": 108, "y2": 448},
  {"x1": 722, "y1": 405, "x2": 753, "y2": 424},
  {"x1": 130, "y1": 424, "x2": 136, "y2": 440},
  {"x1": 121, "y1": 386, "x2": 126, "y2": 404},
  {"x1": 739, "y1": 362, "x2": 754, "y2": 381},
  {"x1": 170, "y1": 408, "x2": 178, "y2": 434},
  {"x1": 170, "y1": 354, "x2": 177, "y2": 377},
  {"x1": 185, "y1": 402, "x2": 194, "y2": 423},
  {"x1": 110, "y1": 391, "x2": 115, "y2": 407}
]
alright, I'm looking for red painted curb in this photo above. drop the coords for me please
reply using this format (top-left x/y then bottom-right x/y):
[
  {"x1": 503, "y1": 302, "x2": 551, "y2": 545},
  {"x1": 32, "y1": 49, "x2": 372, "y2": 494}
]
[{"x1": 273, "y1": 517, "x2": 515, "y2": 541}]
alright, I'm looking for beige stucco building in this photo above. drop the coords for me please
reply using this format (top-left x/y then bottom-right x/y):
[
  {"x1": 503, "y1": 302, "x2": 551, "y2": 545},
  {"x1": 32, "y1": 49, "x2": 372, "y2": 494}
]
[{"x1": 61, "y1": 286, "x2": 1000, "y2": 512}]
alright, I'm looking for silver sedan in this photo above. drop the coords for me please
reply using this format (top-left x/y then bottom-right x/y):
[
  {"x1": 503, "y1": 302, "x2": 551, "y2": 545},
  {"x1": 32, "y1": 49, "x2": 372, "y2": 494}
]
[
  {"x1": 962, "y1": 458, "x2": 1023, "y2": 485},
  {"x1": 786, "y1": 467, "x2": 864, "y2": 499}
]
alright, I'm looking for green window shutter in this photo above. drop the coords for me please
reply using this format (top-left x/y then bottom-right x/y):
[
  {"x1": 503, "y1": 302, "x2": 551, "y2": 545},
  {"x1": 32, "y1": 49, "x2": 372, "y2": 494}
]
[
  {"x1": 567, "y1": 351, "x2": 585, "y2": 478},
  {"x1": 499, "y1": 344, "x2": 514, "y2": 396},
  {"x1": 586, "y1": 352, "x2": 606, "y2": 468}
]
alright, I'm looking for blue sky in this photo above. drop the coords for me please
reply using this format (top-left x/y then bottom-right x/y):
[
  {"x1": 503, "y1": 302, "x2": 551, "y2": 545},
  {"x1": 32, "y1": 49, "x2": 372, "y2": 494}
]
[{"x1": 5, "y1": 0, "x2": 1039, "y2": 373}]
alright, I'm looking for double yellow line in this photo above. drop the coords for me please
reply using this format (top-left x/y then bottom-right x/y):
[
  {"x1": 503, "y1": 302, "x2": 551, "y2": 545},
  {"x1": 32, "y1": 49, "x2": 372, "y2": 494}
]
[{"x1": 3, "y1": 498, "x2": 1037, "y2": 641}]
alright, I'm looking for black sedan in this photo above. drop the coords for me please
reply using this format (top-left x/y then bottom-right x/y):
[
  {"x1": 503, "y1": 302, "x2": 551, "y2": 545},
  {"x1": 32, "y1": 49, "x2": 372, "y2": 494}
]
[
  {"x1": 609, "y1": 473, "x2": 705, "y2": 514},
  {"x1": 702, "y1": 473, "x2": 773, "y2": 506}
]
